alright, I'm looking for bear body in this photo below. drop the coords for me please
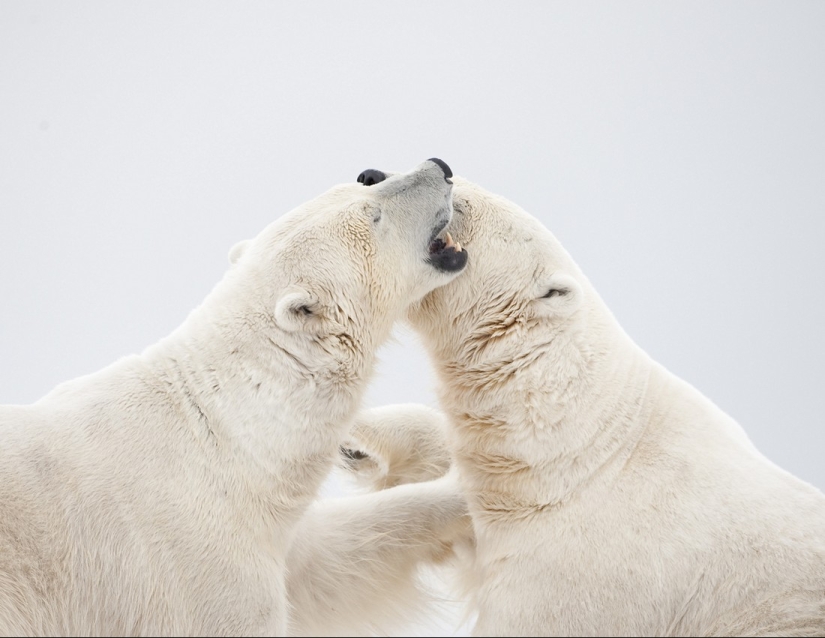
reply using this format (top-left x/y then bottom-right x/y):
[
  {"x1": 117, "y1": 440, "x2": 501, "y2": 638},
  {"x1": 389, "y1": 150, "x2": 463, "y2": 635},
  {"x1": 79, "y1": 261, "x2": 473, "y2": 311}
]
[
  {"x1": 0, "y1": 160, "x2": 467, "y2": 636},
  {"x1": 348, "y1": 177, "x2": 825, "y2": 636}
]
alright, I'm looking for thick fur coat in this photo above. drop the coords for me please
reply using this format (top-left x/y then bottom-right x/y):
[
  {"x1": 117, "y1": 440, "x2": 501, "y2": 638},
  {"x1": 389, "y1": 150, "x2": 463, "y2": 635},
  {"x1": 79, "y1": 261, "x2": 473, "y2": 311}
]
[
  {"x1": 346, "y1": 177, "x2": 825, "y2": 636},
  {"x1": 0, "y1": 160, "x2": 468, "y2": 636}
]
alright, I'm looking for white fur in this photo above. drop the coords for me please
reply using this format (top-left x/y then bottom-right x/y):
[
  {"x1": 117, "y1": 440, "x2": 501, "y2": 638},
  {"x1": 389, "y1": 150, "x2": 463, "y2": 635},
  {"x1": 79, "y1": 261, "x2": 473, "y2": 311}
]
[
  {"x1": 340, "y1": 404, "x2": 452, "y2": 490},
  {"x1": 0, "y1": 160, "x2": 463, "y2": 636},
  {"x1": 340, "y1": 407, "x2": 477, "y2": 620},
  {"x1": 286, "y1": 474, "x2": 468, "y2": 636},
  {"x1": 359, "y1": 178, "x2": 825, "y2": 636}
]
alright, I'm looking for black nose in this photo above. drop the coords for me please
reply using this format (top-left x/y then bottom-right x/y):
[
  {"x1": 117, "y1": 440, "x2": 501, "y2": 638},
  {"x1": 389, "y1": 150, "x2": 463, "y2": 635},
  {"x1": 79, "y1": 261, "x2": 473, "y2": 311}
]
[
  {"x1": 357, "y1": 169, "x2": 387, "y2": 186},
  {"x1": 427, "y1": 158, "x2": 453, "y2": 181}
]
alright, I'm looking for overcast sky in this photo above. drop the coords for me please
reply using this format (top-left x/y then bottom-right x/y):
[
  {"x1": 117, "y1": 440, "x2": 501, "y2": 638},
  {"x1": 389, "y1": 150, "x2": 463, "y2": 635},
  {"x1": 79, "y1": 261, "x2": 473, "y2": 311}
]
[{"x1": 2, "y1": 3, "x2": 824, "y2": 633}]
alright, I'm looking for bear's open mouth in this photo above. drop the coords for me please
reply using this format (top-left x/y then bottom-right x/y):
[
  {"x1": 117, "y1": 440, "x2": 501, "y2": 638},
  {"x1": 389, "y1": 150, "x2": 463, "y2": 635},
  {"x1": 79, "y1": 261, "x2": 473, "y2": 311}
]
[{"x1": 428, "y1": 230, "x2": 467, "y2": 273}]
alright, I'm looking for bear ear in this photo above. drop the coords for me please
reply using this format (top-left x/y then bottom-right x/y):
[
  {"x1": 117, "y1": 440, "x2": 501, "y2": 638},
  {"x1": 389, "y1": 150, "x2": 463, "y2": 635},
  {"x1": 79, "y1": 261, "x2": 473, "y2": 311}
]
[
  {"x1": 535, "y1": 272, "x2": 583, "y2": 317},
  {"x1": 275, "y1": 288, "x2": 324, "y2": 333},
  {"x1": 228, "y1": 239, "x2": 251, "y2": 266}
]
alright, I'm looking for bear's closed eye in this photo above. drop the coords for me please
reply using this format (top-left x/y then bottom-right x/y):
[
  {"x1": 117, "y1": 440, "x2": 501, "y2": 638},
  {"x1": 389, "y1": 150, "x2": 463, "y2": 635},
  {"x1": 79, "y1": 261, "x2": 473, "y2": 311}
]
[{"x1": 542, "y1": 288, "x2": 568, "y2": 298}]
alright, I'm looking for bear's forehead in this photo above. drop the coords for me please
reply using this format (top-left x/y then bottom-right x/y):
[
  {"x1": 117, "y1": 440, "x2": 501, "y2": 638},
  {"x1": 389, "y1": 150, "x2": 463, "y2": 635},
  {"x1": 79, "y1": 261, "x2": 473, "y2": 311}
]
[
  {"x1": 449, "y1": 191, "x2": 567, "y2": 286},
  {"x1": 263, "y1": 185, "x2": 374, "y2": 242},
  {"x1": 271, "y1": 218, "x2": 374, "y2": 268},
  {"x1": 453, "y1": 186, "x2": 546, "y2": 241},
  {"x1": 463, "y1": 211, "x2": 556, "y2": 261},
  {"x1": 286, "y1": 188, "x2": 372, "y2": 224}
]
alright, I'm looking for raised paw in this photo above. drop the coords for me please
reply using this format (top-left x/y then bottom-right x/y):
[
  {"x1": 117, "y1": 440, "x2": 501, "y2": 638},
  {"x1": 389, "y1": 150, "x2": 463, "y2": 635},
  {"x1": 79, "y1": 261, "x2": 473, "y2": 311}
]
[{"x1": 339, "y1": 404, "x2": 452, "y2": 491}]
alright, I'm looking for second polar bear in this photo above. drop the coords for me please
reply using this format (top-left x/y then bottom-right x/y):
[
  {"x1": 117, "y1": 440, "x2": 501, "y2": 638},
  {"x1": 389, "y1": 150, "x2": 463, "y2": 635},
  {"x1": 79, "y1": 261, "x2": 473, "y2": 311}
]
[
  {"x1": 344, "y1": 177, "x2": 825, "y2": 636},
  {"x1": 0, "y1": 159, "x2": 469, "y2": 636}
]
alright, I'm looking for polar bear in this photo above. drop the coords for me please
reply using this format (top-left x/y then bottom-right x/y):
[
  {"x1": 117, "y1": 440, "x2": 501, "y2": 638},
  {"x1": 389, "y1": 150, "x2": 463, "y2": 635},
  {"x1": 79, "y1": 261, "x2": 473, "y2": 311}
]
[
  {"x1": 0, "y1": 159, "x2": 470, "y2": 636},
  {"x1": 344, "y1": 177, "x2": 825, "y2": 636}
]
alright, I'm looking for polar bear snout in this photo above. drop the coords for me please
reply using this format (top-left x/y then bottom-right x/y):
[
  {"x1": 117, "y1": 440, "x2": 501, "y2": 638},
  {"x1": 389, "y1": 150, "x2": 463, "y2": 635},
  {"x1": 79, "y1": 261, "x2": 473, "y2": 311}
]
[
  {"x1": 356, "y1": 158, "x2": 468, "y2": 277},
  {"x1": 356, "y1": 158, "x2": 451, "y2": 187}
]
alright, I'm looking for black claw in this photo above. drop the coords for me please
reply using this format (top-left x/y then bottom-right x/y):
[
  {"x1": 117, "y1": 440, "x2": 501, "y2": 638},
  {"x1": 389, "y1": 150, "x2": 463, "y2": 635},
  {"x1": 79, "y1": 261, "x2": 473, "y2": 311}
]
[{"x1": 340, "y1": 446, "x2": 369, "y2": 462}]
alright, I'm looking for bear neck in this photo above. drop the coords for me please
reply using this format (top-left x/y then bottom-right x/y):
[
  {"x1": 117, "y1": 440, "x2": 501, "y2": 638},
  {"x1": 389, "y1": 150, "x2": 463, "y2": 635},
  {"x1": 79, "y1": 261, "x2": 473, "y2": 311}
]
[
  {"x1": 426, "y1": 298, "x2": 659, "y2": 515},
  {"x1": 138, "y1": 285, "x2": 378, "y2": 523}
]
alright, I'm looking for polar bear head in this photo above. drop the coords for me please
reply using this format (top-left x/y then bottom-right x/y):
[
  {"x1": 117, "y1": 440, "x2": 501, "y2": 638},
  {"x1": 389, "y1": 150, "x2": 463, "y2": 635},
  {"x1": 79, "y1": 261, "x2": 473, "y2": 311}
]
[
  {"x1": 407, "y1": 177, "x2": 600, "y2": 377},
  {"x1": 216, "y1": 159, "x2": 467, "y2": 382}
]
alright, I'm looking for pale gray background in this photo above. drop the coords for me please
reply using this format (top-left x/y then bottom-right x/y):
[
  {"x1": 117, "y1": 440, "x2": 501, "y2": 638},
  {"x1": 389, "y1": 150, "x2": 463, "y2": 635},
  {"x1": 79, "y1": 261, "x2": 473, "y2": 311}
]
[{"x1": 1, "y1": 3, "x2": 824, "y2": 632}]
